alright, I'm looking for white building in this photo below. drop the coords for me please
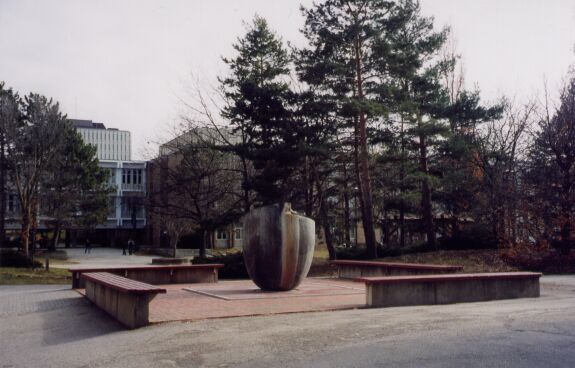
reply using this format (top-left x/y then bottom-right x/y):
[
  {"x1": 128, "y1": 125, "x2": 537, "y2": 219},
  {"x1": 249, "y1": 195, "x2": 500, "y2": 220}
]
[
  {"x1": 72, "y1": 119, "x2": 131, "y2": 161},
  {"x1": 71, "y1": 119, "x2": 146, "y2": 246}
]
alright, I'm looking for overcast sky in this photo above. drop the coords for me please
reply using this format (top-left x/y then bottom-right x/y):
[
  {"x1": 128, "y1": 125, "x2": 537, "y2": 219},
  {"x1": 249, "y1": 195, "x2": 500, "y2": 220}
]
[{"x1": 1, "y1": 0, "x2": 574, "y2": 160}]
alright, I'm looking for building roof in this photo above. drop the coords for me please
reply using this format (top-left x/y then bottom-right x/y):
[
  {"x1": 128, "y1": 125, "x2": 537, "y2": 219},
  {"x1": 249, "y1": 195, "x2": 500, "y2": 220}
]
[{"x1": 69, "y1": 119, "x2": 107, "y2": 130}]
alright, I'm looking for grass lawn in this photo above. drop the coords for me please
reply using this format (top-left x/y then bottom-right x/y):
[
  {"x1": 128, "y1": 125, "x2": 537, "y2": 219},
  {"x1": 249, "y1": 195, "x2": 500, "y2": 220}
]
[
  {"x1": 310, "y1": 247, "x2": 518, "y2": 275},
  {"x1": 0, "y1": 267, "x2": 71, "y2": 285},
  {"x1": 379, "y1": 249, "x2": 519, "y2": 273}
]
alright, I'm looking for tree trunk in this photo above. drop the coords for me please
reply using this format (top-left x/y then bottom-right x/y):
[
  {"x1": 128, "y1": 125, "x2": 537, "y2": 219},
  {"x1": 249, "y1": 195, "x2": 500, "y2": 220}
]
[
  {"x1": 65, "y1": 228, "x2": 71, "y2": 248},
  {"x1": 418, "y1": 116, "x2": 436, "y2": 248},
  {"x1": 21, "y1": 210, "x2": 31, "y2": 258},
  {"x1": 353, "y1": 34, "x2": 377, "y2": 259},
  {"x1": 317, "y1": 182, "x2": 336, "y2": 260},
  {"x1": 199, "y1": 230, "x2": 207, "y2": 258},
  {"x1": 51, "y1": 222, "x2": 61, "y2": 251},
  {"x1": 0, "y1": 135, "x2": 5, "y2": 249},
  {"x1": 343, "y1": 189, "x2": 351, "y2": 247},
  {"x1": 399, "y1": 114, "x2": 406, "y2": 248}
]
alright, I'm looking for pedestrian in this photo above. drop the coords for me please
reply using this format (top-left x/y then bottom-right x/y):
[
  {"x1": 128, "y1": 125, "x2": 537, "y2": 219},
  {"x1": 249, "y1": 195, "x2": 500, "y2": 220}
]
[
  {"x1": 128, "y1": 238, "x2": 134, "y2": 255},
  {"x1": 84, "y1": 237, "x2": 91, "y2": 254},
  {"x1": 122, "y1": 240, "x2": 127, "y2": 256}
]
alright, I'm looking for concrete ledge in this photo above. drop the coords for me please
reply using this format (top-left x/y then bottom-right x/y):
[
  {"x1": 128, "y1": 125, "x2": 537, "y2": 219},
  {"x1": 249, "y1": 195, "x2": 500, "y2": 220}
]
[
  {"x1": 83, "y1": 272, "x2": 166, "y2": 329},
  {"x1": 331, "y1": 260, "x2": 463, "y2": 279},
  {"x1": 151, "y1": 258, "x2": 191, "y2": 265},
  {"x1": 70, "y1": 264, "x2": 223, "y2": 288},
  {"x1": 357, "y1": 272, "x2": 542, "y2": 308}
]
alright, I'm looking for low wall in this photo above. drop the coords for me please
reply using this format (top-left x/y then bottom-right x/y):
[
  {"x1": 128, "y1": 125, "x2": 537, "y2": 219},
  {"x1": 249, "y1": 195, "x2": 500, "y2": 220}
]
[
  {"x1": 332, "y1": 260, "x2": 463, "y2": 279},
  {"x1": 70, "y1": 264, "x2": 221, "y2": 288},
  {"x1": 144, "y1": 248, "x2": 211, "y2": 258},
  {"x1": 362, "y1": 273, "x2": 541, "y2": 308},
  {"x1": 84, "y1": 279, "x2": 158, "y2": 329}
]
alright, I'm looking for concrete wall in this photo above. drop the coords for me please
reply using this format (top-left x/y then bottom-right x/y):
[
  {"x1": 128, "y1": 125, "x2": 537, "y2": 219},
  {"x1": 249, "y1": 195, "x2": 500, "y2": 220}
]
[
  {"x1": 367, "y1": 277, "x2": 540, "y2": 308},
  {"x1": 84, "y1": 279, "x2": 156, "y2": 329}
]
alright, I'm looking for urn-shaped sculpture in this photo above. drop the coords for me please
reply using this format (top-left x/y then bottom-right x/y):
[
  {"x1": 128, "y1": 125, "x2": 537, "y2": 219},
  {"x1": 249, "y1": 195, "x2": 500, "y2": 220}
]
[{"x1": 243, "y1": 203, "x2": 315, "y2": 291}]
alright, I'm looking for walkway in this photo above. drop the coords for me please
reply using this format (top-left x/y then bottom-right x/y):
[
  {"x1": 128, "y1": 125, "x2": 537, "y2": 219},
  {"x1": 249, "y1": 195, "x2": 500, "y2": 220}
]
[
  {"x1": 2, "y1": 277, "x2": 575, "y2": 367},
  {"x1": 56, "y1": 246, "x2": 156, "y2": 267}
]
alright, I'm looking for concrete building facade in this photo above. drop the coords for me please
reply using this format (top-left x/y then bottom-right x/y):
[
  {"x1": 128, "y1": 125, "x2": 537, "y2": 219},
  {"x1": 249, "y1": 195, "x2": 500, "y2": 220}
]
[
  {"x1": 71, "y1": 119, "x2": 131, "y2": 161},
  {"x1": 72, "y1": 119, "x2": 146, "y2": 246}
]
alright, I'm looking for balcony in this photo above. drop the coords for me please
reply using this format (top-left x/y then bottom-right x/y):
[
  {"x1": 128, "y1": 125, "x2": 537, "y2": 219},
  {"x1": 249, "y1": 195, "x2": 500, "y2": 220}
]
[{"x1": 121, "y1": 183, "x2": 144, "y2": 191}]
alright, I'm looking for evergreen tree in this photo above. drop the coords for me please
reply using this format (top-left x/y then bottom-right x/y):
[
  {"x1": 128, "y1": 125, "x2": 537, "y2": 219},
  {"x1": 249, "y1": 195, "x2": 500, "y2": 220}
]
[
  {"x1": 0, "y1": 83, "x2": 21, "y2": 248},
  {"x1": 298, "y1": 0, "x2": 407, "y2": 258},
  {"x1": 44, "y1": 125, "x2": 110, "y2": 249},
  {"x1": 377, "y1": 0, "x2": 449, "y2": 248},
  {"x1": 221, "y1": 16, "x2": 301, "y2": 206},
  {"x1": 528, "y1": 75, "x2": 575, "y2": 253}
]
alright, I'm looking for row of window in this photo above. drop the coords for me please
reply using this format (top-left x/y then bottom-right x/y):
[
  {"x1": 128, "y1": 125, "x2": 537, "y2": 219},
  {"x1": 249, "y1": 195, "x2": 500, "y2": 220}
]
[
  {"x1": 122, "y1": 169, "x2": 143, "y2": 185},
  {"x1": 216, "y1": 228, "x2": 242, "y2": 240}
]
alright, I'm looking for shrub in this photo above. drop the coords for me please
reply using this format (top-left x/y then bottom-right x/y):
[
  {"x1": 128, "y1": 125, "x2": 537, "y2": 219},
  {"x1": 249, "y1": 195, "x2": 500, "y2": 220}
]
[
  {"x1": 501, "y1": 245, "x2": 574, "y2": 273},
  {"x1": 193, "y1": 251, "x2": 249, "y2": 279},
  {"x1": 0, "y1": 251, "x2": 42, "y2": 268},
  {"x1": 335, "y1": 242, "x2": 433, "y2": 260},
  {"x1": 439, "y1": 224, "x2": 498, "y2": 250}
]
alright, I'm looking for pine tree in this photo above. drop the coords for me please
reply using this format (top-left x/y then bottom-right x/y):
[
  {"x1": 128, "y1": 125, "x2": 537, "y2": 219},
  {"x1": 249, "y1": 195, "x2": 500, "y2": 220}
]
[
  {"x1": 0, "y1": 83, "x2": 21, "y2": 248},
  {"x1": 298, "y1": 0, "x2": 407, "y2": 258},
  {"x1": 221, "y1": 16, "x2": 301, "y2": 206},
  {"x1": 44, "y1": 125, "x2": 110, "y2": 249}
]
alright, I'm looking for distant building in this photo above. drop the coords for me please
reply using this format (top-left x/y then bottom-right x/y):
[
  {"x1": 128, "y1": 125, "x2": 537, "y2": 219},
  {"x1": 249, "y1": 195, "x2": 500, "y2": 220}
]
[
  {"x1": 71, "y1": 119, "x2": 131, "y2": 161},
  {"x1": 71, "y1": 119, "x2": 146, "y2": 246},
  {"x1": 148, "y1": 127, "x2": 243, "y2": 251}
]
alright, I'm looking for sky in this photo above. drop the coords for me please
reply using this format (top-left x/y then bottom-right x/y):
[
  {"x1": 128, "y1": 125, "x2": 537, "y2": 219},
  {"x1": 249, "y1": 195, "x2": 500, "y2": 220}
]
[{"x1": 1, "y1": 0, "x2": 574, "y2": 160}]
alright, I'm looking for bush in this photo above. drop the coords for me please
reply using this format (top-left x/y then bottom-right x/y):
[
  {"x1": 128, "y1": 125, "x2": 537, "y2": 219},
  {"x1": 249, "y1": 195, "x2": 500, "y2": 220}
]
[
  {"x1": 439, "y1": 224, "x2": 498, "y2": 250},
  {"x1": 501, "y1": 246, "x2": 574, "y2": 273},
  {"x1": 0, "y1": 251, "x2": 42, "y2": 268},
  {"x1": 335, "y1": 242, "x2": 432, "y2": 260},
  {"x1": 193, "y1": 251, "x2": 249, "y2": 279}
]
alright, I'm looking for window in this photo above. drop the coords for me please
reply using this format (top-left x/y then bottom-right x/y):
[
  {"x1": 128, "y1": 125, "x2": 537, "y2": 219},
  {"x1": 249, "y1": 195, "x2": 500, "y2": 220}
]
[
  {"x1": 122, "y1": 169, "x2": 132, "y2": 184},
  {"x1": 133, "y1": 169, "x2": 142, "y2": 185},
  {"x1": 234, "y1": 228, "x2": 242, "y2": 240},
  {"x1": 108, "y1": 197, "x2": 116, "y2": 218},
  {"x1": 216, "y1": 230, "x2": 227, "y2": 240},
  {"x1": 7, "y1": 195, "x2": 15, "y2": 212}
]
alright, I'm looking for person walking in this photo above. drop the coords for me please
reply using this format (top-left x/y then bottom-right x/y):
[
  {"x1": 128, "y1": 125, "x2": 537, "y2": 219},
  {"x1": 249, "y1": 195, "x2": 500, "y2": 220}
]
[
  {"x1": 127, "y1": 238, "x2": 134, "y2": 255},
  {"x1": 84, "y1": 237, "x2": 91, "y2": 254},
  {"x1": 122, "y1": 240, "x2": 127, "y2": 255}
]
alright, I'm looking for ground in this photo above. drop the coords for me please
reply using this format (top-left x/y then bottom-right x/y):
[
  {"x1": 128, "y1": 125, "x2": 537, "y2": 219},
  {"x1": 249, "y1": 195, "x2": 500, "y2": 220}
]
[
  {"x1": 2, "y1": 247, "x2": 574, "y2": 367},
  {"x1": 1, "y1": 276, "x2": 575, "y2": 367}
]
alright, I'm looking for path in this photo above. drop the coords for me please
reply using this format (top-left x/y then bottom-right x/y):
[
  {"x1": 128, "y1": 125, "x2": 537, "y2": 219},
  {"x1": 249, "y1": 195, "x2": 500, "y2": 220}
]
[{"x1": 55, "y1": 246, "x2": 156, "y2": 267}]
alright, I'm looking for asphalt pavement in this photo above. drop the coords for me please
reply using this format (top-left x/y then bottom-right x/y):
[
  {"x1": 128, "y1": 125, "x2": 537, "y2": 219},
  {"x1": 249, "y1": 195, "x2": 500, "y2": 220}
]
[{"x1": 1, "y1": 276, "x2": 575, "y2": 367}]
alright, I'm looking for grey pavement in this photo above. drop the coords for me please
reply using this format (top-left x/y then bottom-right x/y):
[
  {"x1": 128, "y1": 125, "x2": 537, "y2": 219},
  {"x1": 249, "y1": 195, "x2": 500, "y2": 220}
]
[
  {"x1": 55, "y1": 246, "x2": 157, "y2": 267},
  {"x1": 1, "y1": 276, "x2": 575, "y2": 367}
]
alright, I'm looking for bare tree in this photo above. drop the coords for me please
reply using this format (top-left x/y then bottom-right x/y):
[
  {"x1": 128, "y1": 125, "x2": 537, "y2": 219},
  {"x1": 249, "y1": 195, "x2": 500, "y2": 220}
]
[
  {"x1": 473, "y1": 98, "x2": 535, "y2": 246},
  {"x1": 161, "y1": 217, "x2": 196, "y2": 258},
  {"x1": 147, "y1": 127, "x2": 244, "y2": 257}
]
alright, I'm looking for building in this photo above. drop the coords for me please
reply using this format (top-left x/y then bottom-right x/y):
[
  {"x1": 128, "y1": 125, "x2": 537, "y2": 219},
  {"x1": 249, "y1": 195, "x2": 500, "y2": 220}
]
[
  {"x1": 147, "y1": 127, "x2": 243, "y2": 252},
  {"x1": 71, "y1": 119, "x2": 131, "y2": 161},
  {"x1": 71, "y1": 119, "x2": 146, "y2": 246}
]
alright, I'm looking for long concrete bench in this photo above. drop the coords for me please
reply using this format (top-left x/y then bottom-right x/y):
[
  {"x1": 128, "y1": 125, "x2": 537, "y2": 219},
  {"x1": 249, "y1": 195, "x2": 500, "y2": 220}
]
[
  {"x1": 331, "y1": 260, "x2": 463, "y2": 279},
  {"x1": 83, "y1": 272, "x2": 166, "y2": 329},
  {"x1": 69, "y1": 264, "x2": 223, "y2": 289},
  {"x1": 356, "y1": 272, "x2": 542, "y2": 308}
]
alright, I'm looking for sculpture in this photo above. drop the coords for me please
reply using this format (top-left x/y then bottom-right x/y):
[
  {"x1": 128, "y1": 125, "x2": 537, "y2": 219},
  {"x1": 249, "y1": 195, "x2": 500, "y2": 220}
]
[{"x1": 243, "y1": 203, "x2": 315, "y2": 291}]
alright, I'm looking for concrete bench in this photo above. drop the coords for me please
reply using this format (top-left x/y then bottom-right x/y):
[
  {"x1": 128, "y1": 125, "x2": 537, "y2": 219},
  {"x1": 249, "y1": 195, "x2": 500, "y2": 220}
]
[
  {"x1": 82, "y1": 272, "x2": 166, "y2": 329},
  {"x1": 356, "y1": 272, "x2": 542, "y2": 308},
  {"x1": 331, "y1": 260, "x2": 463, "y2": 279},
  {"x1": 69, "y1": 264, "x2": 223, "y2": 289}
]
